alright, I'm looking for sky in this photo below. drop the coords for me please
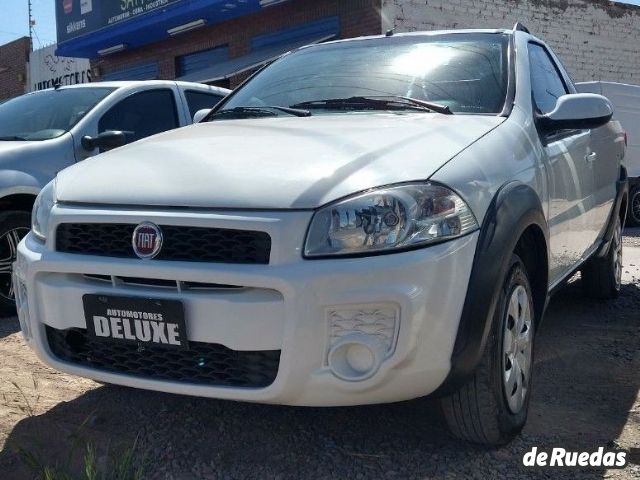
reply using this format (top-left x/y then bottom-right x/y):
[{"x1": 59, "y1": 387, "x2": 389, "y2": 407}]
[
  {"x1": 0, "y1": 0, "x2": 57, "y2": 48},
  {"x1": 0, "y1": 0, "x2": 639, "y2": 49}
]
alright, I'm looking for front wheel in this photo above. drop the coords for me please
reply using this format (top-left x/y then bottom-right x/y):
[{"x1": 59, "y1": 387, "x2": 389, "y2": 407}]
[
  {"x1": 441, "y1": 254, "x2": 535, "y2": 446},
  {"x1": 628, "y1": 186, "x2": 640, "y2": 227},
  {"x1": 0, "y1": 211, "x2": 31, "y2": 318},
  {"x1": 581, "y1": 215, "x2": 622, "y2": 300}
]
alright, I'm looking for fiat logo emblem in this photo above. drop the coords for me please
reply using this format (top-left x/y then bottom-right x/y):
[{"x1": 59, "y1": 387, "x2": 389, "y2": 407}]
[{"x1": 132, "y1": 222, "x2": 163, "y2": 259}]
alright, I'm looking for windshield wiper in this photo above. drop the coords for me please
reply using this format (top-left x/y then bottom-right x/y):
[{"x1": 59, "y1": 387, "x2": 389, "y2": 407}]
[
  {"x1": 384, "y1": 96, "x2": 453, "y2": 115},
  {"x1": 291, "y1": 96, "x2": 453, "y2": 115},
  {"x1": 209, "y1": 105, "x2": 311, "y2": 120},
  {"x1": 0, "y1": 135, "x2": 28, "y2": 141}
]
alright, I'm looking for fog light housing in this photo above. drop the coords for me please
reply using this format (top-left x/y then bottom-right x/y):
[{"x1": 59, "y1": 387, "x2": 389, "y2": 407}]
[
  {"x1": 328, "y1": 335, "x2": 386, "y2": 381},
  {"x1": 346, "y1": 343, "x2": 374, "y2": 372}
]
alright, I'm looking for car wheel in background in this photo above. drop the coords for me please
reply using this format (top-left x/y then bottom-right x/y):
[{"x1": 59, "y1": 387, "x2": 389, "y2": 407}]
[
  {"x1": 582, "y1": 215, "x2": 622, "y2": 300},
  {"x1": 0, "y1": 211, "x2": 30, "y2": 318},
  {"x1": 441, "y1": 254, "x2": 535, "y2": 446},
  {"x1": 628, "y1": 186, "x2": 640, "y2": 227}
]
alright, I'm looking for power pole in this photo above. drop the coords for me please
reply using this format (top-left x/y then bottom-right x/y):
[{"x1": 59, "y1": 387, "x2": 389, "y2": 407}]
[{"x1": 28, "y1": 0, "x2": 34, "y2": 50}]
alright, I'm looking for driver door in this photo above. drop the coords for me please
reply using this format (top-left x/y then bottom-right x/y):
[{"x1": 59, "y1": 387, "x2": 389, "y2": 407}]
[
  {"x1": 76, "y1": 88, "x2": 180, "y2": 159},
  {"x1": 529, "y1": 42, "x2": 596, "y2": 283}
]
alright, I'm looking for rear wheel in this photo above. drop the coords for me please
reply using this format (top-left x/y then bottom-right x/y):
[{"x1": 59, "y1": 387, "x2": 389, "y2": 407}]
[
  {"x1": 441, "y1": 254, "x2": 535, "y2": 446},
  {"x1": 0, "y1": 211, "x2": 30, "y2": 318},
  {"x1": 628, "y1": 186, "x2": 640, "y2": 227},
  {"x1": 581, "y1": 215, "x2": 622, "y2": 300}
]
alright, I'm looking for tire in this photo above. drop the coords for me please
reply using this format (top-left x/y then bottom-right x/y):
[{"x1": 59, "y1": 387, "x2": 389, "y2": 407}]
[
  {"x1": 628, "y1": 186, "x2": 640, "y2": 227},
  {"x1": 0, "y1": 211, "x2": 31, "y2": 318},
  {"x1": 581, "y1": 215, "x2": 622, "y2": 300},
  {"x1": 441, "y1": 254, "x2": 535, "y2": 446}
]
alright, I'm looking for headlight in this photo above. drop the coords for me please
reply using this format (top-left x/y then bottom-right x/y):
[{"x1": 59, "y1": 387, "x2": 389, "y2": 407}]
[
  {"x1": 32, "y1": 180, "x2": 56, "y2": 241},
  {"x1": 304, "y1": 183, "x2": 478, "y2": 257}
]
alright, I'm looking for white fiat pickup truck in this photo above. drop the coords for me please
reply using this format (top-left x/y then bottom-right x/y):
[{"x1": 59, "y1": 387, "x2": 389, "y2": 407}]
[{"x1": 14, "y1": 25, "x2": 627, "y2": 445}]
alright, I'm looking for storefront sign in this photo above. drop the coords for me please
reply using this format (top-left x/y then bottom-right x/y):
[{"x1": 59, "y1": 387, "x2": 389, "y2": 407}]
[
  {"x1": 29, "y1": 44, "x2": 91, "y2": 91},
  {"x1": 57, "y1": 0, "x2": 184, "y2": 43}
]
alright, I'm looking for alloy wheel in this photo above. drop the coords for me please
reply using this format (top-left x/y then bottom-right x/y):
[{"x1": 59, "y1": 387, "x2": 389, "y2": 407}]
[
  {"x1": 613, "y1": 218, "x2": 623, "y2": 291},
  {"x1": 632, "y1": 189, "x2": 640, "y2": 225},
  {"x1": 502, "y1": 284, "x2": 533, "y2": 414},
  {"x1": 0, "y1": 227, "x2": 29, "y2": 302}
]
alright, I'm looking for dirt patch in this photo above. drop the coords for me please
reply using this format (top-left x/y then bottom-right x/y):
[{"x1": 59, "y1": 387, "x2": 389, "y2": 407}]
[{"x1": 0, "y1": 240, "x2": 638, "y2": 479}]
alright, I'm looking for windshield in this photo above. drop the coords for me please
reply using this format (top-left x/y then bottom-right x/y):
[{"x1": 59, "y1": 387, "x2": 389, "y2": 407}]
[
  {"x1": 0, "y1": 87, "x2": 115, "y2": 141},
  {"x1": 220, "y1": 33, "x2": 509, "y2": 116}
]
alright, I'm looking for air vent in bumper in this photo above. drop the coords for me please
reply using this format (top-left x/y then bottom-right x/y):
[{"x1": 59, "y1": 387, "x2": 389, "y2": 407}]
[{"x1": 46, "y1": 326, "x2": 280, "y2": 388}]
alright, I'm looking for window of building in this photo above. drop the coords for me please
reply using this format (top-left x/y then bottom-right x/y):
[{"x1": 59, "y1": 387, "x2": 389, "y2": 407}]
[
  {"x1": 102, "y1": 63, "x2": 159, "y2": 81},
  {"x1": 176, "y1": 46, "x2": 230, "y2": 78}
]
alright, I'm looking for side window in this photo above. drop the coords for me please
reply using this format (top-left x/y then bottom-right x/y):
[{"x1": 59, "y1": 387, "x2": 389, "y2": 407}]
[
  {"x1": 528, "y1": 43, "x2": 568, "y2": 114},
  {"x1": 98, "y1": 89, "x2": 179, "y2": 143},
  {"x1": 184, "y1": 90, "x2": 225, "y2": 119}
]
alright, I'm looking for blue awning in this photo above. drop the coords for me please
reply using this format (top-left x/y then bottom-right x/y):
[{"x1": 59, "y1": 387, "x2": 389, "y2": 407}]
[{"x1": 56, "y1": 0, "x2": 293, "y2": 59}]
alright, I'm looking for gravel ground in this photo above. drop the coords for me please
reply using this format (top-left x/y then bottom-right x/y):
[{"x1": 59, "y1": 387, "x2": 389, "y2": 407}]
[
  {"x1": 623, "y1": 227, "x2": 640, "y2": 248},
  {"x1": 0, "y1": 230, "x2": 638, "y2": 479}
]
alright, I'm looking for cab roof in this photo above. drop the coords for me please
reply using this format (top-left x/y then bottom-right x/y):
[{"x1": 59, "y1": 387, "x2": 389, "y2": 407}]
[
  {"x1": 23, "y1": 80, "x2": 230, "y2": 96},
  {"x1": 300, "y1": 27, "x2": 538, "y2": 49}
]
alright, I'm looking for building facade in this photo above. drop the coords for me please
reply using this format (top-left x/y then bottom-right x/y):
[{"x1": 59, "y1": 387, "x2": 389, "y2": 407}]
[
  {"x1": 382, "y1": 0, "x2": 640, "y2": 83},
  {"x1": 29, "y1": 44, "x2": 92, "y2": 92},
  {"x1": 54, "y1": 0, "x2": 640, "y2": 87},
  {"x1": 57, "y1": 0, "x2": 381, "y2": 88},
  {"x1": 0, "y1": 37, "x2": 30, "y2": 101}
]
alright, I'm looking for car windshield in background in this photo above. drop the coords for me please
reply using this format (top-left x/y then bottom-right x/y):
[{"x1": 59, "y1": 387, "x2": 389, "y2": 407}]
[
  {"x1": 0, "y1": 87, "x2": 115, "y2": 141},
  {"x1": 219, "y1": 33, "x2": 509, "y2": 117}
]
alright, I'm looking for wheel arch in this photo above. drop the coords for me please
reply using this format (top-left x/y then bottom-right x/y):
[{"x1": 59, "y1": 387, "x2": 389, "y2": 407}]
[
  {"x1": 513, "y1": 223, "x2": 548, "y2": 330},
  {"x1": 618, "y1": 165, "x2": 630, "y2": 226},
  {"x1": 434, "y1": 181, "x2": 550, "y2": 396},
  {"x1": 0, "y1": 193, "x2": 38, "y2": 213},
  {"x1": 595, "y1": 166, "x2": 629, "y2": 256}
]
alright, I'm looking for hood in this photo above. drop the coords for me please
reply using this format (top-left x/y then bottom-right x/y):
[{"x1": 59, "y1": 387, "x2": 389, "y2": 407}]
[
  {"x1": 0, "y1": 139, "x2": 49, "y2": 165},
  {"x1": 56, "y1": 113, "x2": 504, "y2": 209},
  {"x1": 0, "y1": 134, "x2": 76, "y2": 190}
]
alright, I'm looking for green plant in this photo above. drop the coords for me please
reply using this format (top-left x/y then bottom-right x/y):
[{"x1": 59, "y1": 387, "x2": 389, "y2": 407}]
[
  {"x1": 9, "y1": 376, "x2": 40, "y2": 417},
  {"x1": 19, "y1": 426, "x2": 145, "y2": 480}
]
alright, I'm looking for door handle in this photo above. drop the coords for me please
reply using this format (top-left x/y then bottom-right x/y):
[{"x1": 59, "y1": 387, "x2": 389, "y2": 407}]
[{"x1": 585, "y1": 152, "x2": 597, "y2": 163}]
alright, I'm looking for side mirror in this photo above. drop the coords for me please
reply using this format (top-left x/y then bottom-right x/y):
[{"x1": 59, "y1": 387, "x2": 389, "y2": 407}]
[
  {"x1": 193, "y1": 108, "x2": 211, "y2": 124},
  {"x1": 539, "y1": 93, "x2": 613, "y2": 131},
  {"x1": 81, "y1": 130, "x2": 128, "y2": 151}
]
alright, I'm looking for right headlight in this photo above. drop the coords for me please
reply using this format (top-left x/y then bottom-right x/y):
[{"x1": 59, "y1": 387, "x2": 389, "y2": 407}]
[
  {"x1": 304, "y1": 183, "x2": 478, "y2": 258},
  {"x1": 31, "y1": 180, "x2": 56, "y2": 242}
]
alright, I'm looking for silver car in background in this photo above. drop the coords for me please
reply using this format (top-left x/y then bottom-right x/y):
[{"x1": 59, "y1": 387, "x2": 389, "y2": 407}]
[{"x1": 0, "y1": 81, "x2": 230, "y2": 315}]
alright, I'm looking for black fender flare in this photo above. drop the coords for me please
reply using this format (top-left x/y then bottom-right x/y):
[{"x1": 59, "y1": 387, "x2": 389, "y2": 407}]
[
  {"x1": 595, "y1": 168, "x2": 628, "y2": 258},
  {"x1": 434, "y1": 182, "x2": 549, "y2": 396}
]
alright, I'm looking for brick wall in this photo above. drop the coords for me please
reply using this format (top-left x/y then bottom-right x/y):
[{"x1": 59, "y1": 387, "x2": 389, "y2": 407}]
[
  {"x1": 95, "y1": 0, "x2": 382, "y2": 88},
  {"x1": 0, "y1": 37, "x2": 30, "y2": 101},
  {"x1": 382, "y1": 0, "x2": 640, "y2": 83}
]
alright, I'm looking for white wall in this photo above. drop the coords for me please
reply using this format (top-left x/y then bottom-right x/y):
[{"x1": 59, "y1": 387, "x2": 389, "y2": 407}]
[
  {"x1": 29, "y1": 44, "x2": 91, "y2": 92},
  {"x1": 381, "y1": 0, "x2": 640, "y2": 84}
]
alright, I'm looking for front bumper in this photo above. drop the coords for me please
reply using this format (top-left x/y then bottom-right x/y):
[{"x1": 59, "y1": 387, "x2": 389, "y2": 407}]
[{"x1": 14, "y1": 205, "x2": 478, "y2": 406}]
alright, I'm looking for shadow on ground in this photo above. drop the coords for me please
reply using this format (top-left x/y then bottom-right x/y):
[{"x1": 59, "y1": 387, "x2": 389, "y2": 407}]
[
  {"x1": 1, "y1": 277, "x2": 638, "y2": 479},
  {"x1": 0, "y1": 315, "x2": 18, "y2": 340}
]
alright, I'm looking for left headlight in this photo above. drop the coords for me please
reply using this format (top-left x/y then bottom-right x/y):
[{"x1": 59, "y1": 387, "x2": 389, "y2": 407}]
[
  {"x1": 32, "y1": 180, "x2": 56, "y2": 242},
  {"x1": 304, "y1": 183, "x2": 478, "y2": 258}
]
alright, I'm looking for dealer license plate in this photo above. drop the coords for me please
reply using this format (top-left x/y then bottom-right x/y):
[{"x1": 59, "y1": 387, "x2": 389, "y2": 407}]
[{"x1": 83, "y1": 294, "x2": 188, "y2": 350}]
